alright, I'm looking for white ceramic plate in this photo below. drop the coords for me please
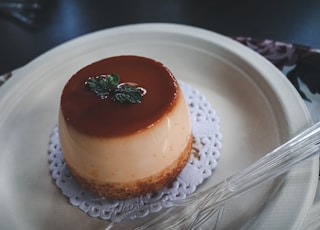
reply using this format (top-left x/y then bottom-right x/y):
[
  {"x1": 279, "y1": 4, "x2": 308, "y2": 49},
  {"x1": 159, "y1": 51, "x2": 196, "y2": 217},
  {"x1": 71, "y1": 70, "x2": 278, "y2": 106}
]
[{"x1": 0, "y1": 23, "x2": 318, "y2": 229}]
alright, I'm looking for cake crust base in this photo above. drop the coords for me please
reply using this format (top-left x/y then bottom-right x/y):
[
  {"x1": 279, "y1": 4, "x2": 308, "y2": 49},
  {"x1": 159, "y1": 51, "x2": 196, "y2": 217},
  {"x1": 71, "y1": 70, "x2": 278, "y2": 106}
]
[{"x1": 65, "y1": 136, "x2": 193, "y2": 199}]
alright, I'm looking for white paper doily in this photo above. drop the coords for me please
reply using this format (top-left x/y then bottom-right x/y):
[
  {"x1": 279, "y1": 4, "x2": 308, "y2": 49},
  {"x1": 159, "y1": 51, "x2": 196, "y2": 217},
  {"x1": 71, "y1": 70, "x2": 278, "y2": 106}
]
[{"x1": 48, "y1": 81, "x2": 222, "y2": 222}]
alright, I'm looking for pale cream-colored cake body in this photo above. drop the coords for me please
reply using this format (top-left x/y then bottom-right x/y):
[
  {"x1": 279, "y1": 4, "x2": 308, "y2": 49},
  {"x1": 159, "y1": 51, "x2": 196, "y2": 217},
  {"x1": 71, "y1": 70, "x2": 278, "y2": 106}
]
[{"x1": 58, "y1": 55, "x2": 192, "y2": 199}]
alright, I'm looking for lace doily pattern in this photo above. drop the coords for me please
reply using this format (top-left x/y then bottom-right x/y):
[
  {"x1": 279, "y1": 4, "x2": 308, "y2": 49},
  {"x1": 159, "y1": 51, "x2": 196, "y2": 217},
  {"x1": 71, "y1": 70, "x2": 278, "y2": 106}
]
[{"x1": 48, "y1": 81, "x2": 222, "y2": 222}]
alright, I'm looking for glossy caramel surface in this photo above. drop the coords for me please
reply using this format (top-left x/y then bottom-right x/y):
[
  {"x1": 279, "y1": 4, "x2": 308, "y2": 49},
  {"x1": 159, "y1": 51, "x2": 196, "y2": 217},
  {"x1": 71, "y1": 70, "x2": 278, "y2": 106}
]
[{"x1": 60, "y1": 55, "x2": 178, "y2": 137}]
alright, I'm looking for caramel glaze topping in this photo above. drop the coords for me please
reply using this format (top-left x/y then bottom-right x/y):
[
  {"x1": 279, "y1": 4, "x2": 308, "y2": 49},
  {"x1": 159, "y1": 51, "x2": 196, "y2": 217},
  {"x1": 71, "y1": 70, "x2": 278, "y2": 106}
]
[{"x1": 60, "y1": 55, "x2": 179, "y2": 137}]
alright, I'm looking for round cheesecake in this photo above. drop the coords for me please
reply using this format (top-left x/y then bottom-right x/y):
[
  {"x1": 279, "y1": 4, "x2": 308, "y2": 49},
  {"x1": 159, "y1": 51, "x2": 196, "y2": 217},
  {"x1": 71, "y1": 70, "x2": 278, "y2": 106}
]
[{"x1": 58, "y1": 55, "x2": 192, "y2": 199}]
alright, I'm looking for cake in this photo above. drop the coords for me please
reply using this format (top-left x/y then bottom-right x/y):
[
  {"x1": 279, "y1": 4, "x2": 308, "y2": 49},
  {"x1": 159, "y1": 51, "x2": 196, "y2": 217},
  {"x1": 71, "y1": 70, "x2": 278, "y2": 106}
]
[{"x1": 58, "y1": 55, "x2": 192, "y2": 199}]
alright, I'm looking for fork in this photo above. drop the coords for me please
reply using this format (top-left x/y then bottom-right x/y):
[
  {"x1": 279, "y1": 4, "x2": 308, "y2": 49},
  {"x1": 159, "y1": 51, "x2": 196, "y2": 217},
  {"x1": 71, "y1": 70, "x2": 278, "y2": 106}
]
[{"x1": 124, "y1": 121, "x2": 320, "y2": 229}]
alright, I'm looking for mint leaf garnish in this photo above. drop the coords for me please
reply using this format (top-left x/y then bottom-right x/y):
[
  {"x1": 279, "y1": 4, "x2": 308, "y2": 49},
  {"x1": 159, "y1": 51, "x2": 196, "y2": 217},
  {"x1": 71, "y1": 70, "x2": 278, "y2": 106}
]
[
  {"x1": 113, "y1": 84, "x2": 143, "y2": 103},
  {"x1": 85, "y1": 74, "x2": 145, "y2": 104}
]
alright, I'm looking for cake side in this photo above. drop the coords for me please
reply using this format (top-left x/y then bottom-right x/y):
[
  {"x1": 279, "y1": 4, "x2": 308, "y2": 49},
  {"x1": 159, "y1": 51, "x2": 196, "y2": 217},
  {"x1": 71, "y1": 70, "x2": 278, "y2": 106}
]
[
  {"x1": 59, "y1": 86, "x2": 192, "y2": 183},
  {"x1": 66, "y1": 135, "x2": 192, "y2": 199}
]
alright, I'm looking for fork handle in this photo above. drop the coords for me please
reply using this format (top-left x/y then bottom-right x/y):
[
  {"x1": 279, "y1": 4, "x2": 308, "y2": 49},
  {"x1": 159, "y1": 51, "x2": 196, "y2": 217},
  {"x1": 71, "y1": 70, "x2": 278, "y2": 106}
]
[{"x1": 189, "y1": 122, "x2": 320, "y2": 228}]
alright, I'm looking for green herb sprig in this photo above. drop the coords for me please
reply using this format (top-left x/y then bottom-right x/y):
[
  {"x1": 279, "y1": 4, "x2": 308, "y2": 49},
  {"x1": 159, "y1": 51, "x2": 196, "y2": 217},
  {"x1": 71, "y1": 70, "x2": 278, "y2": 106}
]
[{"x1": 85, "y1": 74, "x2": 145, "y2": 104}]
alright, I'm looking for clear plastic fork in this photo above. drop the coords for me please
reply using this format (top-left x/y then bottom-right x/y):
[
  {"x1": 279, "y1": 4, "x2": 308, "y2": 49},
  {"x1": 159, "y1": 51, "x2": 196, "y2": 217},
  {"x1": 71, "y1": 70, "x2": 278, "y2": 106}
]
[{"x1": 128, "y1": 121, "x2": 320, "y2": 229}]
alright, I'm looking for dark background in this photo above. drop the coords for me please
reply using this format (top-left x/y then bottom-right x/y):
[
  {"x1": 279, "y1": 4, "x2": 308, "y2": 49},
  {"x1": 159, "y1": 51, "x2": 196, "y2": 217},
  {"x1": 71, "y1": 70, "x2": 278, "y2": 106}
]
[{"x1": 1, "y1": 0, "x2": 320, "y2": 75}]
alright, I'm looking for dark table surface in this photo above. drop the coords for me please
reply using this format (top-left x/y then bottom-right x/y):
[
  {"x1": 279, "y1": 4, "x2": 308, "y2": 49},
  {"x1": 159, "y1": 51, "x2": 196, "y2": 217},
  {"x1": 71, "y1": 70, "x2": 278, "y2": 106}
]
[{"x1": 1, "y1": 0, "x2": 320, "y2": 75}]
